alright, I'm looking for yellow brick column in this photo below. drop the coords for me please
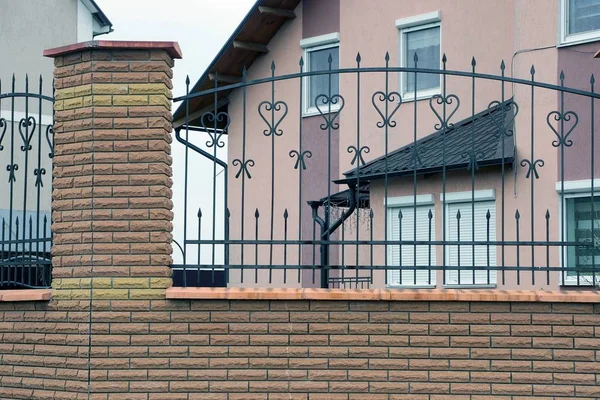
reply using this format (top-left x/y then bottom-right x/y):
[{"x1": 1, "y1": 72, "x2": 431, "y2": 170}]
[{"x1": 44, "y1": 41, "x2": 182, "y2": 300}]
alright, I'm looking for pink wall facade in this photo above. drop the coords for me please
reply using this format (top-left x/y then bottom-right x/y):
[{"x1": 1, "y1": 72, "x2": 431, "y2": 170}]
[{"x1": 223, "y1": 0, "x2": 599, "y2": 289}]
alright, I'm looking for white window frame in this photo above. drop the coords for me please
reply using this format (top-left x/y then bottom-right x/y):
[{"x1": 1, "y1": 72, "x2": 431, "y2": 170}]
[
  {"x1": 300, "y1": 33, "x2": 340, "y2": 117},
  {"x1": 559, "y1": 0, "x2": 600, "y2": 47},
  {"x1": 556, "y1": 179, "x2": 600, "y2": 285},
  {"x1": 396, "y1": 11, "x2": 442, "y2": 102},
  {"x1": 385, "y1": 194, "x2": 436, "y2": 288},
  {"x1": 442, "y1": 189, "x2": 497, "y2": 288}
]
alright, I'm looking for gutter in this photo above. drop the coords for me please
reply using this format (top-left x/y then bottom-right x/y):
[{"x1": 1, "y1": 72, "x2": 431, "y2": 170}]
[{"x1": 309, "y1": 184, "x2": 358, "y2": 288}]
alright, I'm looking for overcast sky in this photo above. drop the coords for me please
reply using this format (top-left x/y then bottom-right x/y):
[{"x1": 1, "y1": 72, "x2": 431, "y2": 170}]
[
  {"x1": 98, "y1": 0, "x2": 256, "y2": 264},
  {"x1": 99, "y1": 0, "x2": 256, "y2": 96}
]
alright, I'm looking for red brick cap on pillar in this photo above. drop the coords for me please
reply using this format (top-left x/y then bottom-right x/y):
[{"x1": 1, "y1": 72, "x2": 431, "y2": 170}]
[{"x1": 43, "y1": 40, "x2": 183, "y2": 59}]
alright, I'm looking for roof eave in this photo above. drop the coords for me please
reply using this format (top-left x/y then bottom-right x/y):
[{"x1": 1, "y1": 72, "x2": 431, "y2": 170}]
[
  {"x1": 336, "y1": 157, "x2": 515, "y2": 185},
  {"x1": 80, "y1": 0, "x2": 113, "y2": 35}
]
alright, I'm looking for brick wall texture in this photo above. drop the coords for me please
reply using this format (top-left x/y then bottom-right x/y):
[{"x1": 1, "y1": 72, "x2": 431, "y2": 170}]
[
  {"x1": 2, "y1": 45, "x2": 600, "y2": 400},
  {"x1": 1, "y1": 300, "x2": 600, "y2": 399},
  {"x1": 50, "y1": 47, "x2": 174, "y2": 301}
]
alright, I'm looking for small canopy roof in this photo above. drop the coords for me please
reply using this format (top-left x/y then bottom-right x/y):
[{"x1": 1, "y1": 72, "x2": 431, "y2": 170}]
[{"x1": 337, "y1": 99, "x2": 516, "y2": 184}]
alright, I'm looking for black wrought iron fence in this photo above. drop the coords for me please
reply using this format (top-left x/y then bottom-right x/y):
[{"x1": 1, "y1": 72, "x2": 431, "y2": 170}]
[
  {"x1": 0, "y1": 75, "x2": 53, "y2": 289},
  {"x1": 172, "y1": 53, "x2": 600, "y2": 289}
]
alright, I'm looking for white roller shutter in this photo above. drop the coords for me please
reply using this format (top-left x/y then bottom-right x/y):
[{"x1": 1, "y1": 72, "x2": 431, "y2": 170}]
[
  {"x1": 446, "y1": 200, "x2": 496, "y2": 285},
  {"x1": 388, "y1": 205, "x2": 436, "y2": 286}
]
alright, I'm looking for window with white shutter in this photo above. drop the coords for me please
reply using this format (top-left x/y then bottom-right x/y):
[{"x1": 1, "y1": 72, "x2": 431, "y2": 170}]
[
  {"x1": 446, "y1": 200, "x2": 496, "y2": 286},
  {"x1": 387, "y1": 204, "x2": 436, "y2": 286},
  {"x1": 564, "y1": 195, "x2": 600, "y2": 285}
]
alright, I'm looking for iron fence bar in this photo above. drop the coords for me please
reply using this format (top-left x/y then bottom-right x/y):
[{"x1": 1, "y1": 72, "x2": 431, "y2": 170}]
[
  {"x1": 171, "y1": 264, "x2": 600, "y2": 272},
  {"x1": 297, "y1": 59, "x2": 303, "y2": 284},
  {"x1": 516, "y1": 210, "x2": 521, "y2": 285},
  {"x1": 530, "y1": 66, "x2": 536, "y2": 286},
  {"x1": 470, "y1": 58, "x2": 477, "y2": 285},
  {"x1": 384, "y1": 53, "x2": 390, "y2": 286},
  {"x1": 355, "y1": 53, "x2": 362, "y2": 284},
  {"x1": 441, "y1": 55, "x2": 448, "y2": 286},
  {"x1": 0, "y1": 93, "x2": 53, "y2": 101},
  {"x1": 500, "y1": 61, "x2": 507, "y2": 286},
  {"x1": 413, "y1": 54, "x2": 419, "y2": 286},
  {"x1": 21, "y1": 76, "x2": 30, "y2": 277},
  {"x1": 546, "y1": 210, "x2": 550, "y2": 285},
  {"x1": 1, "y1": 219, "x2": 5, "y2": 285},
  {"x1": 173, "y1": 67, "x2": 600, "y2": 103},
  {"x1": 182, "y1": 77, "x2": 190, "y2": 287},
  {"x1": 35, "y1": 76, "x2": 43, "y2": 287},
  {"x1": 211, "y1": 74, "x2": 218, "y2": 283},
  {"x1": 185, "y1": 239, "x2": 590, "y2": 246},
  {"x1": 591, "y1": 74, "x2": 596, "y2": 286},
  {"x1": 8, "y1": 76, "x2": 15, "y2": 284},
  {"x1": 559, "y1": 73, "x2": 566, "y2": 285},
  {"x1": 398, "y1": 210, "x2": 402, "y2": 285}
]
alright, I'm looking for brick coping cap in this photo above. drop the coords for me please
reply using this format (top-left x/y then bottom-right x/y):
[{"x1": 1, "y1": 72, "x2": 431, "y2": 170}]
[
  {"x1": 166, "y1": 287, "x2": 600, "y2": 302},
  {"x1": 0, "y1": 289, "x2": 52, "y2": 302},
  {"x1": 44, "y1": 40, "x2": 182, "y2": 59}
]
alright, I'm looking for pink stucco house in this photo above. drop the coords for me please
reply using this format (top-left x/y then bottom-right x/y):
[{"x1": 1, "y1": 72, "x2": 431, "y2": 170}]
[{"x1": 172, "y1": 0, "x2": 600, "y2": 291}]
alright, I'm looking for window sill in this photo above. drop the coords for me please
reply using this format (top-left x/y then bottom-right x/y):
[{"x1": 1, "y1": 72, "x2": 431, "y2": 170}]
[
  {"x1": 558, "y1": 35, "x2": 600, "y2": 48},
  {"x1": 302, "y1": 106, "x2": 341, "y2": 119},
  {"x1": 0, "y1": 289, "x2": 52, "y2": 302},
  {"x1": 166, "y1": 287, "x2": 600, "y2": 302},
  {"x1": 401, "y1": 89, "x2": 440, "y2": 103}
]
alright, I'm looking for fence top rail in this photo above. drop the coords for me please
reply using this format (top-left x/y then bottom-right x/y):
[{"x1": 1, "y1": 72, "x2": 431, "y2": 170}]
[
  {"x1": 0, "y1": 92, "x2": 54, "y2": 102},
  {"x1": 173, "y1": 66, "x2": 599, "y2": 103}
]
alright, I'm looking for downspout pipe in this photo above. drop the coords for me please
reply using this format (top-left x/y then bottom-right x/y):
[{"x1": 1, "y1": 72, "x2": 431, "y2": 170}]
[
  {"x1": 174, "y1": 127, "x2": 229, "y2": 266},
  {"x1": 309, "y1": 184, "x2": 358, "y2": 288}
]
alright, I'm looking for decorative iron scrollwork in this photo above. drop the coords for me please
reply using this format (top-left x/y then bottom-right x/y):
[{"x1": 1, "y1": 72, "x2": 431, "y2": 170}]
[
  {"x1": 6, "y1": 164, "x2": 18, "y2": 183},
  {"x1": 316, "y1": 94, "x2": 345, "y2": 130},
  {"x1": 232, "y1": 159, "x2": 255, "y2": 179},
  {"x1": 411, "y1": 146, "x2": 427, "y2": 169},
  {"x1": 258, "y1": 100, "x2": 288, "y2": 137},
  {"x1": 520, "y1": 159, "x2": 544, "y2": 179},
  {"x1": 372, "y1": 91, "x2": 402, "y2": 128},
  {"x1": 347, "y1": 145, "x2": 370, "y2": 166},
  {"x1": 429, "y1": 94, "x2": 460, "y2": 130},
  {"x1": 289, "y1": 149, "x2": 312, "y2": 170},
  {"x1": 18, "y1": 116, "x2": 36, "y2": 151},
  {"x1": 488, "y1": 100, "x2": 519, "y2": 137},
  {"x1": 200, "y1": 111, "x2": 229, "y2": 148},
  {"x1": 0, "y1": 118, "x2": 7, "y2": 151},
  {"x1": 547, "y1": 110, "x2": 578, "y2": 148},
  {"x1": 461, "y1": 150, "x2": 486, "y2": 171},
  {"x1": 34, "y1": 168, "x2": 46, "y2": 187},
  {"x1": 46, "y1": 125, "x2": 54, "y2": 158}
]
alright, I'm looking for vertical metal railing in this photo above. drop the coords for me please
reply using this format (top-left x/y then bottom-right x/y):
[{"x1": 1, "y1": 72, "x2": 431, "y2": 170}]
[
  {"x1": 0, "y1": 74, "x2": 53, "y2": 289},
  {"x1": 172, "y1": 55, "x2": 600, "y2": 289}
]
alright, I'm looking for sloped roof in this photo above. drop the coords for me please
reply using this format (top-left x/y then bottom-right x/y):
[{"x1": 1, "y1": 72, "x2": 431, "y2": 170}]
[
  {"x1": 338, "y1": 99, "x2": 516, "y2": 184},
  {"x1": 172, "y1": 0, "x2": 301, "y2": 127}
]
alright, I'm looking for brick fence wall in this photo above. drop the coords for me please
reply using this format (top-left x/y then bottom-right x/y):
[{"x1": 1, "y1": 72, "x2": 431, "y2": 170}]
[
  {"x1": 1, "y1": 40, "x2": 600, "y2": 400},
  {"x1": 1, "y1": 299, "x2": 600, "y2": 399}
]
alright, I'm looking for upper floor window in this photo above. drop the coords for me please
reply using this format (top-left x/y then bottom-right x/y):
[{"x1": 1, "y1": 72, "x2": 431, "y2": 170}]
[
  {"x1": 560, "y1": 0, "x2": 600, "y2": 46},
  {"x1": 300, "y1": 33, "x2": 340, "y2": 116},
  {"x1": 397, "y1": 11, "x2": 441, "y2": 100}
]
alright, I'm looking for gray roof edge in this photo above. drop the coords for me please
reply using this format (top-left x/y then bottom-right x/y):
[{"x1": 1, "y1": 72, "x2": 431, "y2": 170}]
[
  {"x1": 81, "y1": 0, "x2": 113, "y2": 29},
  {"x1": 342, "y1": 97, "x2": 515, "y2": 178}
]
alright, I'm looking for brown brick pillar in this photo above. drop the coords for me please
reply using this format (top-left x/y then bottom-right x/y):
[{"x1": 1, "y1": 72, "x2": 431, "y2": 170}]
[{"x1": 44, "y1": 41, "x2": 182, "y2": 300}]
